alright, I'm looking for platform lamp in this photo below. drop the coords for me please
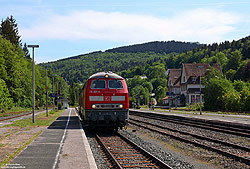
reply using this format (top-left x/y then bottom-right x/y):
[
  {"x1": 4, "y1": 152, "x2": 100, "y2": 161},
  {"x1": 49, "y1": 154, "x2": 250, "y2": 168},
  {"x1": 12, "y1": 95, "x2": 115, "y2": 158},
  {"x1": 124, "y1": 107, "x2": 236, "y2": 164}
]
[
  {"x1": 206, "y1": 69, "x2": 211, "y2": 97},
  {"x1": 28, "y1": 45, "x2": 39, "y2": 123},
  {"x1": 52, "y1": 74, "x2": 57, "y2": 110},
  {"x1": 10, "y1": 69, "x2": 14, "y2": 113},
  {"x1": 198, "y1": 65, "x2": 204, "y2": 115}
]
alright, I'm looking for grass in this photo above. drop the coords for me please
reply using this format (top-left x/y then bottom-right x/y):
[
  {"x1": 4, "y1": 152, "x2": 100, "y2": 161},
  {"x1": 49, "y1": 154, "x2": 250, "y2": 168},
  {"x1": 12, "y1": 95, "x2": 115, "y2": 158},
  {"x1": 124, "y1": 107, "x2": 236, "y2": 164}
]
[
  {"x1": 0, "y1": 107, "x2": 32, "y2": 118},
  {"x1": 4, "y1": 110, "x2": 64, "y2": 128},
  {"x1": 5, "y1": 107, "x2": 32, "y2": 113}
]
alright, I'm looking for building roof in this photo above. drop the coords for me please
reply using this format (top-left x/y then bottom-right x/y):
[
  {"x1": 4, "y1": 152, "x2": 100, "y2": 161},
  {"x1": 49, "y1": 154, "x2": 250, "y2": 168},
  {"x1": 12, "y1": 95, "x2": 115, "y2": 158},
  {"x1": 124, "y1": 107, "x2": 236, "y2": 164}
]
[
  {"x1": 182, "y1": 63, "x2": 221, "y2": 83},
  {"x1": 168, "y1": 69, "x2": 181, "y2": 87},
  {"x1": 162, "y1": 96, "x2": 169, "y2": 100}
]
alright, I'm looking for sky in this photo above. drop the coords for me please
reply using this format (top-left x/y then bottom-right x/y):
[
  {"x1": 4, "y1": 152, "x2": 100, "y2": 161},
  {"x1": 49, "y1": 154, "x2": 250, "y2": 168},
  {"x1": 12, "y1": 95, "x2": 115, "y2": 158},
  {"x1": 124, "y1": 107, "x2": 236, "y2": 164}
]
[{"x1": 1, "y1": 0, "x2": 250, "y2": 63}]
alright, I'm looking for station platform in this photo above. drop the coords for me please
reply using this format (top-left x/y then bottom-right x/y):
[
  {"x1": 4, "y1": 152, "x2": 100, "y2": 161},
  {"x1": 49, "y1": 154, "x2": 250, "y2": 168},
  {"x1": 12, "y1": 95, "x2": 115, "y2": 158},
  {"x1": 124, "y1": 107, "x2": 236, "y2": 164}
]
[
  {"x1": 10, "y1": 108, "x2": 97, "y2": 169},
  {"x1": 131, "y1": 108, "x2": 250, "y2": 127}
]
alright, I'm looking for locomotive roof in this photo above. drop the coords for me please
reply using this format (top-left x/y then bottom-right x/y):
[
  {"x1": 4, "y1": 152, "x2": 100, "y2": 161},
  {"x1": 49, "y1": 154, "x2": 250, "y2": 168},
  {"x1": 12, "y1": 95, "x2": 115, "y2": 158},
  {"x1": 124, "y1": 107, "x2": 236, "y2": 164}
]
[{"x1": 88, "y1": 72, "x2": 124, "y2": 79}]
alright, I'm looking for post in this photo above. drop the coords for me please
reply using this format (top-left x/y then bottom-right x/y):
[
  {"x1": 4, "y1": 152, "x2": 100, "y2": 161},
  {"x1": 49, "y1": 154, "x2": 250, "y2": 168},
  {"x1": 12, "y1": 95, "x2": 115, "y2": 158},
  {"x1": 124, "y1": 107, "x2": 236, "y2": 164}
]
[
  {"x1": 10, "y1": 70, "x2": 14, "y2": 113},
  {"x1": 28, "y1": 45, "x2": 39, "y2": 123},
  {"x1": 198, "y1": 65, "x2": 203, "y2": 115},
  {"x1": 199, "y1": 72, "x2": 202, "y2": 115},
  {"x1": 53, "y1": 76, "x2": 55, "y2": 110},
  {"x1": 40, "y1": 81, "x2": 42, "y2": 109},
  {"x1": 207, "y1": 70, "x2": 210, "y2": 97},
  {"x1": 46, "y1": 69, "x2": 48, "y2": 117},
  {"x1": 51, "y1": 74, "x2": 57, "y2": 110},
  {"x1": 57, "y1": 81, "x2": 59, "y2": 111}
]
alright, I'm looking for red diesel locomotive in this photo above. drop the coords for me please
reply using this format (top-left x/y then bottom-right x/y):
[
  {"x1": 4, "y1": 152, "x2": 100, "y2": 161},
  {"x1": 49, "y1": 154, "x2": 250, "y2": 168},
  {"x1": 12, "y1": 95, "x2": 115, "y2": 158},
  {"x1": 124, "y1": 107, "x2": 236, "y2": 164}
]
[{"x1": 78, "y1": 72, "x2": 129, "y2": 130}]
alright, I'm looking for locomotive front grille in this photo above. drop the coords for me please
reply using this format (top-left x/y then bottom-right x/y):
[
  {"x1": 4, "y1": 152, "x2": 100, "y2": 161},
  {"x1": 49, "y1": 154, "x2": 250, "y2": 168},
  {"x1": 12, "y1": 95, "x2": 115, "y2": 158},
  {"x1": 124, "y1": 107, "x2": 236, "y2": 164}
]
[{"x1": 92, "y1": 104, "x2": 123, "y2": 109}]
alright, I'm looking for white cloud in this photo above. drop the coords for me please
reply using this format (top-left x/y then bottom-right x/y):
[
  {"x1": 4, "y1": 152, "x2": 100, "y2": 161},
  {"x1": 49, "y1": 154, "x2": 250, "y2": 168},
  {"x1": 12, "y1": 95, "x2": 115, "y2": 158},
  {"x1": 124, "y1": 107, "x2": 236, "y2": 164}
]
[{"x1": 20, "y1": 9, "x2": 240, "y2": 43}]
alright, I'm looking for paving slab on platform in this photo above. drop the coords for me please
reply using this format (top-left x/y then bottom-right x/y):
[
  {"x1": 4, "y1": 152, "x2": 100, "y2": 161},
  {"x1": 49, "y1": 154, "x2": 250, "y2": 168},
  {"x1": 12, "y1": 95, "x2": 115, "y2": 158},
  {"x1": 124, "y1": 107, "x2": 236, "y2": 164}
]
[{"x1": 10, "y1": 108, "x2": 97, "y2": 169}]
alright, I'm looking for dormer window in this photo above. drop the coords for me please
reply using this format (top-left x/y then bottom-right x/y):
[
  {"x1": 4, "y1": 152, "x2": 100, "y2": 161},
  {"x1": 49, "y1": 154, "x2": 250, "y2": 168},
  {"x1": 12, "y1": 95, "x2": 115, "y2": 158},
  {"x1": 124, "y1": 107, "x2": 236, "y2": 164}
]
[{"x1": 192, "y1": 77, "x2": 196, "y2": 81}]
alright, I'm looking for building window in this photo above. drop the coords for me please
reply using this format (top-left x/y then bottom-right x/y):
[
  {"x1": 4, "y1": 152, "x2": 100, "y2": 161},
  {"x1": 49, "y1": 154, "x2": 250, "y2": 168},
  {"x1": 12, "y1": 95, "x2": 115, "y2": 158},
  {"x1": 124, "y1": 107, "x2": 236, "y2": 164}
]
[
  {"x1": 192, "y1": 77, "x2": 196, "y2": 81},
  {"x1": 191, "y1": 95, "x2": 195, "y2": 104},
  {"x1": 196, "y1": 95, "x2": 200, "y2": 103}
]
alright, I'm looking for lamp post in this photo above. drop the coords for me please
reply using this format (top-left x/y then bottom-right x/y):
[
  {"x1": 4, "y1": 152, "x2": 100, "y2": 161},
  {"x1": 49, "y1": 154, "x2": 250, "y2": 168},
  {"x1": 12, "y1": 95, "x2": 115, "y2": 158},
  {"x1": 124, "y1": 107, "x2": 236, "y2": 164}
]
[
  {"x1": 45, "y1": 69, "x2": 48, "y2": 117},
  {"x1": 52, "y1": 74, "x2": 56, "y2": 110},
  {"x1": 206, "y1": 69, "x2": 211, "y2": 97},
  {"x1": 198, "y1": 65, "x2": 203, "y2": 115},
  {"x1": 10, "y1": 70, "x2": 14, "y2": 113},
  {"x1": 28, "y1": 45, "x2": 39, "y2": 123}
]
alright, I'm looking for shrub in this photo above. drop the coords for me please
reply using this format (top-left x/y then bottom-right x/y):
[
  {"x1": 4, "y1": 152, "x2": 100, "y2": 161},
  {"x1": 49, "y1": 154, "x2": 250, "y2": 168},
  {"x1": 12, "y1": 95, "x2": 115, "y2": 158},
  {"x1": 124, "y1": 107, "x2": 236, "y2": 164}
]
[
  {"x1": 58, "y1": 102, "x2": 62, "y2": 110},
  {"x1": 240, "y1": 88, "x2": 250, "y2": 112},
  {"x1": 187, "y1": 103, "x2": 203, "y2": 111},
  {"x1": 222, "y1": 90, "x2": 241, "y2": 111},
  {"x1": 204, "y1": 78, "x2": 233, "y2": 111}
]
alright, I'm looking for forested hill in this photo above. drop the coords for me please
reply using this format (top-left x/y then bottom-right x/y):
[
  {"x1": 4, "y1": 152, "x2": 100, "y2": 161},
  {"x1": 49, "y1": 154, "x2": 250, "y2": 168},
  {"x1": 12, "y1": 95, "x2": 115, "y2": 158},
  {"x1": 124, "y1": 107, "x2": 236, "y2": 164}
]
[
  {"x1": 106, "y1": 41, "x2": 201, "y2": 54},
  {"x1": 56, "y1": 40, "x2": 201, "y2": 62},
  {"x1": 41, "y1": 40, "x2": 201, "y2": 82},
  {"x1": 41, "y1": 36, "x2": 250, "y2": 83}
]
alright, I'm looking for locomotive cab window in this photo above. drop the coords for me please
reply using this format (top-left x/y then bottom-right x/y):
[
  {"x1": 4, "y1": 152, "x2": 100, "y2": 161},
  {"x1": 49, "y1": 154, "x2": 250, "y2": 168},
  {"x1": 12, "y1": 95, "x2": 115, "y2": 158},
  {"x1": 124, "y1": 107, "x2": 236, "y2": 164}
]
[
  {"x1": 90, "y1": 80, "x2": 106, "y2": 89},
  {"x1": 108, "y1": 80, "x2": 123, "y2": 89}
]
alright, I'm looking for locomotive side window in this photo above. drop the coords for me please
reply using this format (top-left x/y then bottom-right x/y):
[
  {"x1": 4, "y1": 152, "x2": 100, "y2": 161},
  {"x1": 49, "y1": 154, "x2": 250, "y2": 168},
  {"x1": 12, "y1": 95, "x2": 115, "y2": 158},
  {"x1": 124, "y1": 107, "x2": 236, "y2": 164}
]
[
  {"x1": 90, "y1": 80, "x2": 106, "y2": 89},
  {"x1": 108, "y1": 80, "x2": 123, "y2": 89}
]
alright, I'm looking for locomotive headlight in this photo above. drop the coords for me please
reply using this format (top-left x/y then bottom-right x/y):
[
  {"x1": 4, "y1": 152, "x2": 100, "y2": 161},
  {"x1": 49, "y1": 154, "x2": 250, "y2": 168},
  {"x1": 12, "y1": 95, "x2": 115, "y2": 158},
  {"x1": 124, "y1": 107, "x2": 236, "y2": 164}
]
[
  {"x1": 92, "y1": 104, "x2": 96, "y2": 109},
  {"x1": 119, "y1": 104, "x2": 123, "y2": 108}
]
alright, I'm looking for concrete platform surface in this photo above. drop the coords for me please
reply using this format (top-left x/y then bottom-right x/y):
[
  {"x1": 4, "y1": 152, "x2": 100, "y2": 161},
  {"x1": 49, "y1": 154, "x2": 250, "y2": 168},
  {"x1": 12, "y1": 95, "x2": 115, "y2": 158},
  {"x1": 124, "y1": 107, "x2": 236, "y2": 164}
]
[{"x1": 10, "y1": 108, "x2": 97, "y2": 169}]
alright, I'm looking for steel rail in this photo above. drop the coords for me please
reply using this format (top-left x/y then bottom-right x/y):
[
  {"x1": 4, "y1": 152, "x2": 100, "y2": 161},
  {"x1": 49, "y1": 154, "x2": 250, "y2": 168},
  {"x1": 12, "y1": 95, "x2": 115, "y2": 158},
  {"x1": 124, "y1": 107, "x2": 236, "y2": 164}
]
[
  {"x1": 130, "y1": 111, "x2": 250, "y2": 138},
  {"x1": 129, "y1": 120, "x2": 250, "y2": 166},
  {"x1": 117, "y1": 132, "x2": 173, "y2": 169},
  {"x1": 130, "y1": 118, "x2": 250, "y2": 152},
  {"x1": 0, "y1": 110, "x2": 45, "y2": 122},
  {"x1": 95, "y1": 134, "x2": 123, "y2": 169},
  {"x1": 95, "y1": 133, "x2": 173, "y2": 169}
]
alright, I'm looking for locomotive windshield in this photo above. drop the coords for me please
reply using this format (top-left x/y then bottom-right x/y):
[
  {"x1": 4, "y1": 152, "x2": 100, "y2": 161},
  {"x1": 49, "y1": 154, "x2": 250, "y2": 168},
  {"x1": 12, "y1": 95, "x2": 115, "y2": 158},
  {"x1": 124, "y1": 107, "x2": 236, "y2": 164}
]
[
  {"x1": 108, "y1": 80, "x2": 123, "y2": 89},
  {"x1": 90, "y1": 80, "x2": 106, "y2": 89}
]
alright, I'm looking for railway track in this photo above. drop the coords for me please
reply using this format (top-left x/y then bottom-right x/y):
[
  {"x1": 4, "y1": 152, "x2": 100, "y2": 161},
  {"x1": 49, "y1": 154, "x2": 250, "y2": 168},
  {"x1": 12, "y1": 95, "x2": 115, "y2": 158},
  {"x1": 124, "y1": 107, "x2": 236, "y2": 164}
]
[
  {"x1": 0, "y1": 110, "x2": 43, "y2": 123},
  {"x1": 128, "y1": 117, "x2": 250, "y2": 166},
  {"x1": 95, "y1": 132, "x2": 173, "y2": 169},
  {"x1": 129, "y1": 110, "x2": 250, "y2": 138}
]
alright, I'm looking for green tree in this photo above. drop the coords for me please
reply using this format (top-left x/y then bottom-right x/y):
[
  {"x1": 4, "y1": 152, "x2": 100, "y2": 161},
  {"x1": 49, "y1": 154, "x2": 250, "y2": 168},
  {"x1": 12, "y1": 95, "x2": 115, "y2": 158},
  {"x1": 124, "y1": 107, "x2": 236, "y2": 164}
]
[
  {"x1": 69, "y1": 81, "x2": 76, "y2": 106},
  {"x1": 240, "y1": 88, "x2": 250, "y2": 111},
  {"x1": 226, "y1": 50, "x2": 242, "y2": 71},
  {"x1": 23, "y1": 43, "x2": 31, "y2": 60},
  {"x1": 204, "y1": 77, "x2": 233, "y2": 110},
  {"x1": 242, "y1": 60, "x2": 250, "y2": 81},
  {"x1": 0, "y1": 78, "x2": 12, "y2": 110},
  {"x1": 222, "y1": 90, "x2": 241, "y2": 111},
  {"x1": 155, "y1": 85, "x2": 167, "y2": 104},
  {"x1": 147, "y1": 63, "x2": 166, "y2": 79},
  {"x1": 215, "y1": 52, "x2": 228, "y2": 69},
  {"x1": 151, "y1": 78, "x2": 167, "y2": 92},
  {"x1": 0, "y1": 16, "x2": 21, "y2": 46},
  {"x1": 226, "y1": 69, "x2": 237, "y2": 80},
  {"x1": 142, "y1": 81, "x2": 153, "y2": 93}
]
